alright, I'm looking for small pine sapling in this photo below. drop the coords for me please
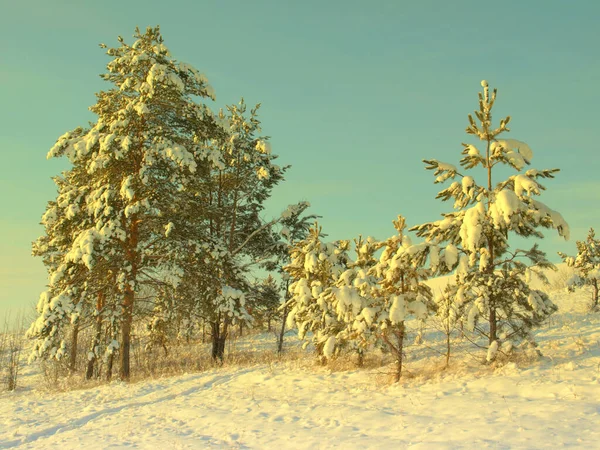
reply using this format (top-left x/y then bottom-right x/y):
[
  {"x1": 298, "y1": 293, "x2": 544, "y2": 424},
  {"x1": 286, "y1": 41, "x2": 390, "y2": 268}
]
[
  {"x1": 284, "y1": 224, "x2": 351, "y2": 362},
  {"x1": 371, "y1": 216, "x2": 433, "y2": 381},
  {"x1": 559, "y1": 228, "x2": 600, "y2": 310}
]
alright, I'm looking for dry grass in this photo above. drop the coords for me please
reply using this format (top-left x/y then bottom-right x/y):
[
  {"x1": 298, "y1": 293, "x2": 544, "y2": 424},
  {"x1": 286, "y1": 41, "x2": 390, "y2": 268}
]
[{"x1": 0, "y1": 313, "x2": 26, "y2": 391}]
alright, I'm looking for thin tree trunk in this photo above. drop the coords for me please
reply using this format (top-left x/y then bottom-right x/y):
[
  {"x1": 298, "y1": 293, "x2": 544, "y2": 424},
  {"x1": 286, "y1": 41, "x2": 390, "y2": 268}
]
[
  {"x1": 593, "y1": 279, "x2": 599, "y2": 310},
  {"x1": 120, "y1": 216, "x2": 138, "y2": 381},
  {"x1": 120, "y1": 292, "x2": 134, "y2": 380},
  {"x1": 445, "y1": 295, "x2": 451, "y2": 368},
  {"x1": 394, "y1": 322, "x2": 406, "y2": 383},
  {"x1": 211, "y1": 318, "x2": 228, "y2": 362},
  {"x1": 357, "y1": 348, "x2": 364, "y2": 368},
  {"x1": 485, "y1": 138, "x2": 497, "y2": 345},
  {"x1": 489, "y1": 308, "x2": 497, "y2": 345},
  {"x1": 277, "y1": 307, "x2": 288, "y2": 355},
  {"x1": 87, "y1": 292, "x2": 105, "y2": 380},
  {"x1": 106, "y1": 352, "x2": 114, "y2": 381},
  {"x1": 86, "y1": 322, "x2": 102, "y2": 380},
  {"x1": 445, "y1": 330, "x2": 451, "y2": 368},
  {"x1": 69, "y1": 322, "x2": 79, "y2": 373}
]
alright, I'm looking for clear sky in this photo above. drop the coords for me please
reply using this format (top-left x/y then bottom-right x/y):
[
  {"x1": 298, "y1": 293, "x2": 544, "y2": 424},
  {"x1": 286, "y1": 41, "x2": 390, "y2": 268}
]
[{"x1": 1, "y1": 0, "x2": 599, "y2": 320}]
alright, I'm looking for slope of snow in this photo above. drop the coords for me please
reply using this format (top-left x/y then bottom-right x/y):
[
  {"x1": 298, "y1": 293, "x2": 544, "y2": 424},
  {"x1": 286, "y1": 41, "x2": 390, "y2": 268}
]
[{"x1": 1, "y1": 287, "x2": 600, "y2": 449}]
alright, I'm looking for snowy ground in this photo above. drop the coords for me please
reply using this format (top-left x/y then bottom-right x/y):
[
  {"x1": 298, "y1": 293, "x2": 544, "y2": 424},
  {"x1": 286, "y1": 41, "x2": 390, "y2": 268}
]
[{"x1": 1, "y1": 284, "x2": 600, "y2": 449}]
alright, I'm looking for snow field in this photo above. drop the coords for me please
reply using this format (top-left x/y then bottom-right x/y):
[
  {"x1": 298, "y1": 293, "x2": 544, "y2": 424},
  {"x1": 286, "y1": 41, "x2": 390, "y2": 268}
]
[{"x1": 1, "y1": 286, "x2": 600, "y2": 449}]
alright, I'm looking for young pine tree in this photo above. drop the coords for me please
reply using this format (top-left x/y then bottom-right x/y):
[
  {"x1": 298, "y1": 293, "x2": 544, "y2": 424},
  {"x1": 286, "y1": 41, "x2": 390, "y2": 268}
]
[
  {"x1": 265, "y1": 201, "x2": 318, "y2": 354},
  {"x1": 284, "y1": 224, "x2": 352, "y2": 361},
  {"x1": 559, "y1": 228, "x2": 600, "y2": 310},
  {"x1": 411, "y1": 80, "x2": 569, "y2": 359},
  {"x1": 371, "y1": 216, "x2": 432, "y2": 380}
]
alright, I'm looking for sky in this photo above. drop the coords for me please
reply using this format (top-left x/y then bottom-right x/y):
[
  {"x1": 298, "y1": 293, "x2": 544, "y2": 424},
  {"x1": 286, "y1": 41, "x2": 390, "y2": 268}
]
[{"x1": 1, "y1": 0, "x2": 599, "y2": 320}]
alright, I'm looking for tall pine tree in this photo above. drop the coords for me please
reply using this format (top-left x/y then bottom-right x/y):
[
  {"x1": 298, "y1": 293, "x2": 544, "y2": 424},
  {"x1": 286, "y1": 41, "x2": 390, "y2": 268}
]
[{"x1": 30, "y1": 26, "x2": 221, "y2": 379}]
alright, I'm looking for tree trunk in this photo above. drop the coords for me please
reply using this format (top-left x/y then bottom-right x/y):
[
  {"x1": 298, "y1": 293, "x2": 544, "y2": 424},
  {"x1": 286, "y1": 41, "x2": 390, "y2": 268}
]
[
  {"x1": 69, "y1": 323, "x2": 79, "y2": 373},
  {"x1": 485, "y1": 137, "x2": 497, "y2": 346},
  {"x1": 445, "y1": 331, "x2": 451, "y2": 369},
  {"x1": 489, "y1": 307, "x2": 497, "y2": 345},
  {"x1": 239, "y1": 321, "x2": 243, "y2": 337},
  {"x1": 119, "y1": 289, "x2": 134, "y2": 380},
  {"x1": 277, "y1": 304, "x2": 289, "y2": 354},
  {"x1": 277, "y1": 292, "x2": 290, "y2": 355},
  {"x1": 211, "y1": 319, "x2": 228, "y2": 362},
  {"x1": 106, "y1": 352, "x2": 114, "y2": 381},
  {"x1": 592, "y1": 279, "x2": 599, "y2": 310},
  {"x1": 356, "y1": 348, "x2": 364, "y2": 368},
  {"x1": 86, "y1": 292, "x2": 105, "y2": 380},
  {"x1": 444, "y1": 295, "x2": 451, "y2": 369},
  {"x1": 394, "y1": 322, "x2": 406, "y2": 383},
  {"x1": 86, "y1": 322, "x2": 101, "y2": 380},
  {"x1": 120, "y1": 215, "x2": 138, "y2": 381}
]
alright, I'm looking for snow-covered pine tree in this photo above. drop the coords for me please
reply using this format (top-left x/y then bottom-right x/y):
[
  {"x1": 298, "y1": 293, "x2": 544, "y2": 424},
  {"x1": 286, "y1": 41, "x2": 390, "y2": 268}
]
[
  {"x1": 251, "y1": 275, "x2": 281, "y2": 332},
  {"x1": 284, "y1": 224, "x2": 352, "y2": 361},
  {"x1": 28, "y1": 162, "x2": 123, "y2": 381},
  {"x1": 172, "y1": 100, "x2": 299, "y2": 361},
  {"x1": 29, "y1": 167, "x2": 92, "y2": 366},
  {"x1": 268, "y1": 201, "x2": 319, "y2": 353},
  {"x1": 411, "y1": 80, "x2": 569, "y2": 359},
  {"x1": 559, "y1": 228, "x2": 600, "y2": 310},
  {"x1": 358, "y1": 216, "x2": 433, "y2": 381},
  {"x1": 330, "y1": 235, "x2": 381, "y2": 365},
  {"x1": 36, "y1": 26, "x2": 220, "y2": 379},
  {"x1": 432, "y1": 283, "x2": 461, "y2": 368}
]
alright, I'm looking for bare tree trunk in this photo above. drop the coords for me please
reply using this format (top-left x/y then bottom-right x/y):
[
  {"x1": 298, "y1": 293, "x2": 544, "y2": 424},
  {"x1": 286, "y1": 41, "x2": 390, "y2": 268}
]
[
  {"x1": 489, "y1": 307, "x2": 497, "y2": 345},
  {"x1": 444, "y1": 295, "x2": 451, "y2": 369},
  {"x1": 356, "y1": 348, "x2": 364, "y2": 368},
  {"x1": 211, "y1": 321, "x2": 219, "y2": 359},
  {"x1": 592, "y1": 279, "x2": 599, "y2": 310},
  {"x1": 485, "y1": 137, "x2": 497, "y2": 346},
  {"x1": 278, "y1": 289, "x2": 291, "y2": 355},
  {"x1": 86, "y1": 292, "x2": 105, "y2": 380},
  {"x1": 277, "y1": 306, "x2": 288, "y2": 355},
  {"x1": 445, "y1": 330, "x2": 451, "y2": 368},
  {"x1": 86, "y1": 326, "x2": 101, "y2": 380},
  {"x1": 120, "y1": 216, "x2": 138, "y2": 381},
  {"x1": 211, "y1": 318, "x2": 229, "y2": 362},
  {"x1": 69, "y1": 323, "x2": 79, "y2": 373},
  {"x1": 120, "y1": 290, "x2": 134, "y2": 380},
  {"x1": 106, "y1": 352, "x2": 114, "y2": 381},
  {"x1": 394, "y1": 322, "x2": 406, "y2": 383},
  {"x1": 277, "y1": 305, "x2": 289, "y2": 354}
]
